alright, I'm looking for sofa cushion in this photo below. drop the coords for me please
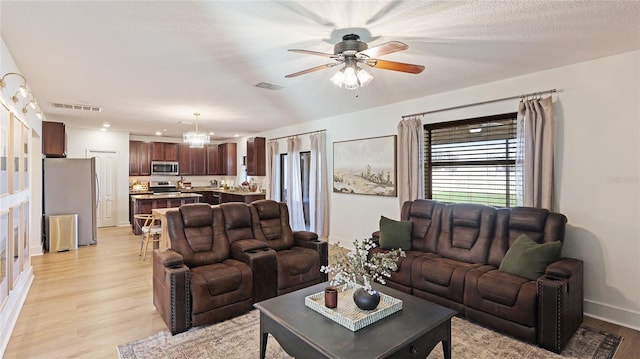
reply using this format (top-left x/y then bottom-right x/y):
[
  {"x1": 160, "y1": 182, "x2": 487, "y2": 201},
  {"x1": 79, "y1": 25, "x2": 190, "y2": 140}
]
[
  {"x1": 189, "y1": 259, "x2": 253, "y2": 314},
  {"x1": 379, "y1": 216, "x2": 412, "y2": 250},
  {"x1": 275, "y1": 247, "x2": 321, "y2": 290},
  {"x1": 499, "y1": 234, "x2": 562, "y2": 280},
  {"x1": 412, "y1": 256, "x2": 481, "y2": 304},
  {"x1": 477, "y1": 269, "x2": 530, "y2": 307}
]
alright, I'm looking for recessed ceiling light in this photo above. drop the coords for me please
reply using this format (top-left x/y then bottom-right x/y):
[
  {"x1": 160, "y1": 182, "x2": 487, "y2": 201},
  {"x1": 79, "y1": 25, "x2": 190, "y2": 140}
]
[
  {"x1": 100, "y1": 128, "x2": 107, "y2": 132},
  {"x1": 155, "y1": 131, "x2": 162, "y2": 136},
  {"x1": 102, "y1": 123, "x2": 110, "y2": 128},
  {"x1": 208, "y1": 132, "x2": 215, "y2": 135},
  {"x1": 234, "y1": 134, "x2": 239, "y2": 137},
  {"x1": 162, "y1": 129, "x2": 168, "y2": 132}
]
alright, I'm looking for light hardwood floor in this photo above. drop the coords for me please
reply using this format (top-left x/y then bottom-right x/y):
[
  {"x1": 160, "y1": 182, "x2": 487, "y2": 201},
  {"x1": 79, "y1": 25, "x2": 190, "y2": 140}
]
[{"x1": 4, "y1": 226, "x2": 640, "y2": 358}]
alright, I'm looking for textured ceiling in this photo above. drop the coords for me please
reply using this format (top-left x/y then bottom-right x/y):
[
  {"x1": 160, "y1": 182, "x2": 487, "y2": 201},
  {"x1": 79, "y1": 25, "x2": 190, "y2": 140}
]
[{"x1": 1, "y1": 1, "x2": 639, "y2": 139}]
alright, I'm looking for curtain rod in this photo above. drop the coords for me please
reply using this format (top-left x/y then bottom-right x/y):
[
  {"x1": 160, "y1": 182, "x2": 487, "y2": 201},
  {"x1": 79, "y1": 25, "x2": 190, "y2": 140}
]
[
  {"x1": 402, "y1": 88, "x2": 557, "y2": 119},
  {"x1": 268, "y1": 129, "x2": 326, "y2": 141}
]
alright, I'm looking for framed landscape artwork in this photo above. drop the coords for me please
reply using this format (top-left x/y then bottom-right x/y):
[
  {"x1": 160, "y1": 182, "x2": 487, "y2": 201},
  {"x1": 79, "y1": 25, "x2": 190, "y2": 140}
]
[{"x1": 333, "y1": 135, "x2": 397, "y2": 197}]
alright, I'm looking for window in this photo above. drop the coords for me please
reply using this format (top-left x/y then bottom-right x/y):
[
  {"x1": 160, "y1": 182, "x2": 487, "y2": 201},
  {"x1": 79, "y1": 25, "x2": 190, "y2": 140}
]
[
  {"x1": 424, "y1": 113, "x2": 517, "y2": 207},
  {"x1": 280, "y1": 151, "x2": 311, "y2": 227}
]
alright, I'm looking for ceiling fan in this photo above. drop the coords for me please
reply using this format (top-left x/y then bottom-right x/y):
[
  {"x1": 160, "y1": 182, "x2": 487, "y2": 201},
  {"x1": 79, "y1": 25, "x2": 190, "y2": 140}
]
[{"x1": 285, "y1": 34, "x2": 425, "y2": 90}]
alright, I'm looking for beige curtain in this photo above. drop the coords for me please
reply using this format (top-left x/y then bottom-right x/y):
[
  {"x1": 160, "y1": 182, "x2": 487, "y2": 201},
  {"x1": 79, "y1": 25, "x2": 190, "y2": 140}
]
[
  {"x1": 516, "y1": 96, "x2": 555, "y2": 210},
  {"x1": 267, "y1": 140, "x2": 280, "y2": 201},
  {"x1": 286, "y1": 136, "x2": 306, "y2": 230},
  {"x1": 310, "y1": 132, "x2": 329, "y2": 239},
  {"x1": 397, "y1": 117, "x2": 424, "y2": 206}
]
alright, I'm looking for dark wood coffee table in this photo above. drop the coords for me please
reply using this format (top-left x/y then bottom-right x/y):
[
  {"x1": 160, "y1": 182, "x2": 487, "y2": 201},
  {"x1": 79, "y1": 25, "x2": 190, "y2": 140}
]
[{"x1": 254, "y1": 282, "x2": 456, "y2": 359}]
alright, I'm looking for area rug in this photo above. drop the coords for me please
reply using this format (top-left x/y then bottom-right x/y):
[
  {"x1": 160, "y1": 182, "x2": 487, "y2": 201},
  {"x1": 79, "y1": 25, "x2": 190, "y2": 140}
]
[{"x1": 117, "y1": 310, "x2": 622, "y2": 359}]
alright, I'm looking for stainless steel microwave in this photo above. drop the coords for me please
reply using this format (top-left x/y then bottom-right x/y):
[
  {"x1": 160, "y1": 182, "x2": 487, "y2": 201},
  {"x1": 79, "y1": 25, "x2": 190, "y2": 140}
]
[{"x1": 151, "y1": 161, "x2": 179, "y2": 175}]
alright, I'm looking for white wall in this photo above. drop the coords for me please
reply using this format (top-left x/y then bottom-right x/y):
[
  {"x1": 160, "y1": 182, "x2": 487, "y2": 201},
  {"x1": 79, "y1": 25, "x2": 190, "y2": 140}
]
[
  {"x1": 0, "y1": 37, "x2": 40, "y2": 356},
  {"x1": 248, "y1": 51, "x2": 640, "y2": 330},
  {"x1": 65, "y1": 127, "x2": 130, "y2": 226}
]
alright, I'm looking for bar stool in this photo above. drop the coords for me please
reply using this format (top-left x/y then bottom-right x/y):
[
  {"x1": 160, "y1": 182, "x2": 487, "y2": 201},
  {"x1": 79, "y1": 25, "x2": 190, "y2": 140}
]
[{"x1": 133, "y1": 214, "x2": 162, "y2": 260}]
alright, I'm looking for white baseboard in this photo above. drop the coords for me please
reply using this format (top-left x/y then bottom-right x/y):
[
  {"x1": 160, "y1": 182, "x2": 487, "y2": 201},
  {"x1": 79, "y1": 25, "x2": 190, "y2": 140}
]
[
  {"x1": 30, "y1": 245, "x2": 44, "y2": 256},
  {"x1": 584, "y1": 299, "x2": 640, "y2": 331},
  {"x1": 0, "y1": 266, "x2": 34, "y2": 357}
]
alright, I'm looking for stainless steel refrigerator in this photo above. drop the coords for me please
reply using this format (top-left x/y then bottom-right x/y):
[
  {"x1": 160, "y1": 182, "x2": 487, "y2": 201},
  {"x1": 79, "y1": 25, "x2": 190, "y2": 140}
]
[{"x1": 43, "y1": 158, "x2": 97, "y2": 247}]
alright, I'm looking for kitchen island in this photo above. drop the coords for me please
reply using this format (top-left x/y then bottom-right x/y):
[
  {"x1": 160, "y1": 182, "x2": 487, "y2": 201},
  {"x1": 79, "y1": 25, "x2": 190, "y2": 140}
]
[
  {"x1": 179, "y1": 187, "x2": 265, "y2": 204},
  {"x1": 130, "y1": 192, "x2": 201, "y2": 234}
]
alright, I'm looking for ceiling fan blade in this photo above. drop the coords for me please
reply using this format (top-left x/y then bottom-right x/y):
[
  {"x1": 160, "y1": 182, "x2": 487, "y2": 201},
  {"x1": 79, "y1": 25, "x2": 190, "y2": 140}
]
[
  {"x1": 285, "y1": 63, "x2": 339, "y2": 78},
  {"x1": 367, "y1": 59, "x2": 425, "y2": 74},
  {"x1": 359, "y1": 41, "x2": 408, "y2": 58},
  {"x1": 288, "y1": 49, "x2": 336, "y2": 58}
]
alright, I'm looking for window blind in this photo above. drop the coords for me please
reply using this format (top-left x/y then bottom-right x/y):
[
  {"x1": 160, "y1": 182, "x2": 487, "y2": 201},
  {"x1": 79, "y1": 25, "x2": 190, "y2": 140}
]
[{"x1": 424, "y1": 113, "x2": 517, "y2": 207}]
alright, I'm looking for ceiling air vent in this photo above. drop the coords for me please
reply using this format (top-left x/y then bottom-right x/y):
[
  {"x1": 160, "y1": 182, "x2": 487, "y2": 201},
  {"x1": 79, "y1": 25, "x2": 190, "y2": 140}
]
[
  {"x1": 52, "y1": 102, "x2": 102, "y2": 112},
  {"x1": 255, "y1": 82, "x2": 284, "y2": 90}
]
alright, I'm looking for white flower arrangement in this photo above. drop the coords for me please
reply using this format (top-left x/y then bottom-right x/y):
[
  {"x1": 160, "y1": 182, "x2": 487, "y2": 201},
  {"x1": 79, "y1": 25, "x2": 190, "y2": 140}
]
[{"x1": 321, "y1": 238, "x2": 406, "y2": 295}]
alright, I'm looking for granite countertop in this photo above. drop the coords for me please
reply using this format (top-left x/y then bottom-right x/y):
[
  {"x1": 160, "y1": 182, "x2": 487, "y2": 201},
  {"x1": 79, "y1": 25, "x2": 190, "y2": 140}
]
[
  {"x1": 179, "y1": 187, "x2": 265, "y2": 196},
  {"x1": 129, "y1": 190, "x2": 153, "y2": 195},
  {"x1": 131, "y1": 193, "x2": 202, "y2": 200}
]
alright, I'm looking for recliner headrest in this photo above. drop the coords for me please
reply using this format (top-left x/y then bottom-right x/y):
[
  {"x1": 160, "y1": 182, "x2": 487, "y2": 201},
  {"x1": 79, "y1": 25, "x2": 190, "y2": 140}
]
[
  {"x1": 252, "y1": 200, "x2": 281, "y2": 220},
  {"x1": 509, "y1": 207, "x2": 548, "y2": 233},
  {"x1": 179, "y1": 204, "x2": 213, "y2": 228}
]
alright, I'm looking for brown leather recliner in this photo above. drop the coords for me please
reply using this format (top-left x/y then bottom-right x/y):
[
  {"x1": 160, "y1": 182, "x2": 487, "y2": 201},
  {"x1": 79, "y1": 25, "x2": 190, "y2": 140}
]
[
  {"x1": 153, "y1": 204, "x2": 255, "y2": 334},
  {"x1": 249, "y1": 199, "x2": 328, "y2": 295}
]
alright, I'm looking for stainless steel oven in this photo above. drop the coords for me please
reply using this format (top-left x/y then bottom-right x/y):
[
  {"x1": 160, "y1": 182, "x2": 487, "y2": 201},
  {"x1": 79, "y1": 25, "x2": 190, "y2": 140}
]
[{"x1": 151, "y1": 161, "x2": 179, "y2": 175}]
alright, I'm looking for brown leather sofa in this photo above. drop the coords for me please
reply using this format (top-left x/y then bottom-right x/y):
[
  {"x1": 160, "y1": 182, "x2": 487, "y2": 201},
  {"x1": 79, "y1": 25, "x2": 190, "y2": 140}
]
[
  {"x1": 153, "y1": 201, "x2": 327, "y2": 334},
  {"x1": 372, "y1": 199, "x2": 582, "y2": 353}
]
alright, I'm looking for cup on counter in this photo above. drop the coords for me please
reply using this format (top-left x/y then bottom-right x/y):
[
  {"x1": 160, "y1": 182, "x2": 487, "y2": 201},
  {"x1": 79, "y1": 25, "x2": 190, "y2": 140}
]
[{"x1": 324, "y1": 286, "x2": 338, "y2": 308}]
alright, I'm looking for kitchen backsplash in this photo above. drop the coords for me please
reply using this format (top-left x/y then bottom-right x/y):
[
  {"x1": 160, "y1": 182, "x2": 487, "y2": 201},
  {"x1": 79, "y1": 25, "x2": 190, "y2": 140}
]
[{"x1": 129, "y1": 175, "x2": 265, "y2": 190}]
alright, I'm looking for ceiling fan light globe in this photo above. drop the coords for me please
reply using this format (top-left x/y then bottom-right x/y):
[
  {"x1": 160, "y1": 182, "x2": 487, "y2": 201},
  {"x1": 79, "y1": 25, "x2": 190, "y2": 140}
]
[
  {"x1": 343, "y1": 66, "x2": 359, "y2": 89},
  {"x1": 330, "y1": 70, "x2": 345, "y2": 87},
  {"x1": 357, "y1": 68, "x2": 373, "y2": 87}
]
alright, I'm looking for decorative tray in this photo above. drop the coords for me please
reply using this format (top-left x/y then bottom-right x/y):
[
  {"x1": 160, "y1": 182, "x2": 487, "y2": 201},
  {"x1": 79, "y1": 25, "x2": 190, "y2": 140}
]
[{"x1": 304, "y1": 285, "x2": 403, "y2": 331}]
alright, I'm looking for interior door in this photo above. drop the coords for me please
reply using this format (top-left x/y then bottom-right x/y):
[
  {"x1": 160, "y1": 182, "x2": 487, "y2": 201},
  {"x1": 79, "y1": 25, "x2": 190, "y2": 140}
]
[{"x1": 88, "y1": 150, "x2": 117, "y2": 227}]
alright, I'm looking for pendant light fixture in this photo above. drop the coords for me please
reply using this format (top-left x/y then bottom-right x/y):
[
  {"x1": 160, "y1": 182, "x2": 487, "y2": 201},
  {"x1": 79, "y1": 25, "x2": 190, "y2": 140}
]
[
  {"x1": 329, "y1": 57, "x2": 373, "y2": 90},
  {"x1": 183, "y1": 112, "x2": 210, "y2": 148}
]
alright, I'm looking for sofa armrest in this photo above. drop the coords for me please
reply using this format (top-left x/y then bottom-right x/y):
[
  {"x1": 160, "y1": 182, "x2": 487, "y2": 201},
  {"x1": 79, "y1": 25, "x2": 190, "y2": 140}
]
[
  {"x1": 293, "y1": 230, "x2": 318, "y2": 242},
  {"x1": 537, "y1": 258, "x2": 583, "y2": 353},
  {"x1": 293, "y1": 234, "x2": 328, "y2": 282},
  {"x1": 230, "y1": 240, "x2": 278, "y2": 302},
  {"x1": 545, "y1": 257, "x2": 582, "y2": 279},
  {"x1": 153, "y1": 250, "x2": 191, "y2": 335},
  {"x1": 230, "y1": 238, "x2": 270, "y2": 255},
  {"x1": 156, "y1": 248, "x2": 184, "y2": 268}
]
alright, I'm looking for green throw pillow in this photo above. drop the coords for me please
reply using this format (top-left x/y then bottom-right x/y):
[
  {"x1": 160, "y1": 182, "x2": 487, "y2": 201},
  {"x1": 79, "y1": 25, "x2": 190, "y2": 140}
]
[
  {"x1": 379, "y1": 216, "x2": 412, "y2": 250},
  {"x1": 499, "y1": 234, "x2": 562, "y2": 280}
]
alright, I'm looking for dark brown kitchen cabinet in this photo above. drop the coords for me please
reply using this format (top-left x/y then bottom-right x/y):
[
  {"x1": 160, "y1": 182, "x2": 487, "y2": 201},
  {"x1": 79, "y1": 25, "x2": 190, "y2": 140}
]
[
  {"x1": 191, "y1": 146, "x2": 207, "y2": 175},
  {"x1": 219, "y1": 191, "x2": 265, "y2": 204},
  {"x1": 129, "y1": 140, "x2": 151, "y2": 176},
  {"x1": 42, "y1": 121, "x2": 66, "y2": 157},
  {"x1": 206, "y1": 144, "x2": 220, "y2": 175},
  {"x1": 152, "y1": 142, "x2": 179, "y2": 161},
  {"x1": 219, "y1": 143, "x2": 237, "y2": 176},
  {"x1": 246, "y1": 137, "x2": 265, "y2": 176},
  {"x1": 178, "y1": 143, "x2": 192, "y2": 175}
]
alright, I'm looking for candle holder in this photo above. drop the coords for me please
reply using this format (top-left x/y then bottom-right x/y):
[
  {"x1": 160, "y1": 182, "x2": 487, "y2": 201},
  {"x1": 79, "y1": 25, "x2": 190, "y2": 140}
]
[{"x1": 324, "y1": 286, "x2": 338, "y2": 308}]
